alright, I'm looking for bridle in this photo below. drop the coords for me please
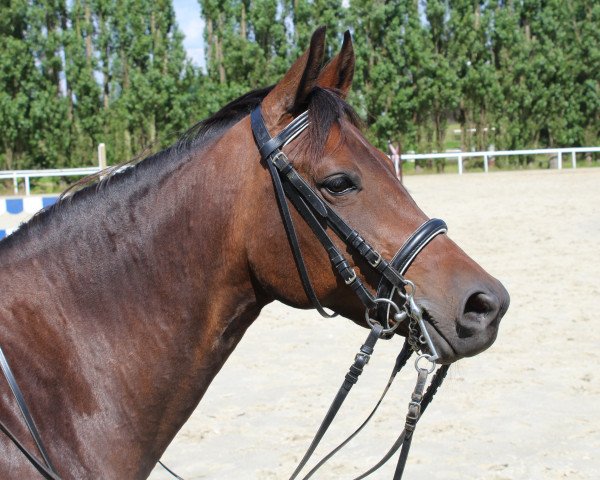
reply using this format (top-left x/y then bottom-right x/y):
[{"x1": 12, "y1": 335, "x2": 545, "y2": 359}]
[
  {"x1": 0, "y1": 105, "x2": 451, "y2": 480},
  {"x1": 250, "y1": 105, "x2": 451, "y2": 479}
]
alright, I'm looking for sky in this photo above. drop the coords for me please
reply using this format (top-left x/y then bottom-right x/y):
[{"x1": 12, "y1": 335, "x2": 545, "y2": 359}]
[
  {"x1": 173, "y1": 0, "x2": 205, "y2": 68},
  {"x1": 172, "y1": 0, "x2": 353, "y2": 69}
]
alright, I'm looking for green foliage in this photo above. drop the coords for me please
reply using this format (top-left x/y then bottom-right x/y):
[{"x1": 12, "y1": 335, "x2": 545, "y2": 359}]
[
  {"x1": 0, "y1": 0, "x2": 197, "y2": 169},
  {"x1": 0, "y1": 0, "x2": 598, "y2": 172},
  {"x1": 349, "y1": 0, "x2": 599, "y2": 166}
]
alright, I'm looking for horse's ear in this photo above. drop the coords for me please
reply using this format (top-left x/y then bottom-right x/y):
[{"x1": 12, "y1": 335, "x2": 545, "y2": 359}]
[
  {"x1": 317, "y1": 30, "x2": 355, "y2": 98},
  {"x1": 262, "y1": 27, "x2": 326, "y2": 123}
]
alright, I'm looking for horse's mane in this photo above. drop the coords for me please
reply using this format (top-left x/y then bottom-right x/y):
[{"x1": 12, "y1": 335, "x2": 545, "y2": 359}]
[{"x1": 0, "y1": 85, "x2": 361, "y2": 250}]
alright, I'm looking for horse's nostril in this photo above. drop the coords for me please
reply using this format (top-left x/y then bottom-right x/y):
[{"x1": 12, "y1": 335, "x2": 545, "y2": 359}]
[
  {"x1": 464, "y1": 292, "x2": 496, "y2": 316},
  {"x1": 461, "y1": 292, "x2": 500, "y2": 327},
  {"x1": 454, "y1": 284, "x2": 508, "y2": 348}
]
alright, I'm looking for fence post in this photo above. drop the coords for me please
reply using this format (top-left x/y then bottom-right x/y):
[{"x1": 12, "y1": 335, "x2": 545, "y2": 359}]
[
  {"x1": 557, "y1": 151, "x2": 562, "y2": 170},
  {"x1": 12, "y1": 172, "x2": 18, "y2": 194},
  {"x1": 483, "y1": 154, "x2": 489, "y2": 173},
  {"x1": 571, "y1": 151, "x2": 576, "y2": 169},
  {"x1": 25, "y1": 176, "x2": 30, "y2": 196},
  {"x1": 98, "y1": 143, "x2": 107, "y2": 170},
  {"x1": 458, "y1": 155, "x2": 463, "y2": 175}
]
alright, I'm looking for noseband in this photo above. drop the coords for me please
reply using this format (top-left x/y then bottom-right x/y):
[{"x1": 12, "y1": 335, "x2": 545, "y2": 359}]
[{"x1": 251, "y1": 106, "x2": 450, "y2": 479}]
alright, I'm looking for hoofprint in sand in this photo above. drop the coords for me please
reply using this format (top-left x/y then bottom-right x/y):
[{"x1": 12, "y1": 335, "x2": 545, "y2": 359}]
[{"x1": 150, "y1": 168, "x2": 599, "y2": 480}]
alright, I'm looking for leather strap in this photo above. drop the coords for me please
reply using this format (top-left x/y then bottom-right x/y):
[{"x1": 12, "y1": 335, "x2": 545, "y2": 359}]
[
  {"x1": 375, "y1": 218, "x2": 447, "y2": 328},
  {"x1": 352, "y1": 364, "x2": 450, "y2": 480},
  {"x1": 300, "y1": 340, "x2": 413, "y2": 479},
  {"x1": 0, "y1": 420, "x2": 61, "y2": 480},
  {"x1": 392, "y1": 432, "x2": 413, "y2": 479},
  {"x1": 288, "y1": 324, "x2": 383, "y2": 480},
  {"x1": 158, "y1": 460, "x2": 184, "y2": 480},
  {"x1": 252, "y1": 108, "x2": 336, "y2": 318},
  {"x1": 0, "y1": 346, "x2": 60, "y2": 479},
  {"x1": 383, "y1": 218, "x2": 447, "y2": 278},
  {"x1": 392, "y1": 363, "x2": 449, "y2": 479},
  {"x1": 257, "y1": 111, "x2": 310, "y2": 159},
  {"x1": 281, "y1": 182, "x2": 376, "y2": 308}
]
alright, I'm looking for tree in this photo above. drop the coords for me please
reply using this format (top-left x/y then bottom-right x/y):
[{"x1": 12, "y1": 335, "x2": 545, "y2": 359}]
[
  {"x1": 348, "y1": 0, "x2": 406, "y2": 150},
  {"x1": 64, "y1": 0, "x2": 103, "y2": 165},
  {"x1": 0, "y1": 0, "x2": 37, "y2": 170},
  {"x1": 448, "y1": 0, "x2": 501, "y2": 153},
  {"x1": 286, "y1": 0, "x2": 346, "y2": 58}
]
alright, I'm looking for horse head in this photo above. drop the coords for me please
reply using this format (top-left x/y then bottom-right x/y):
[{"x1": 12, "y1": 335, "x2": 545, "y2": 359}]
[{"x1": 245, "y1": 28, "x2": 509, "y2": 364}]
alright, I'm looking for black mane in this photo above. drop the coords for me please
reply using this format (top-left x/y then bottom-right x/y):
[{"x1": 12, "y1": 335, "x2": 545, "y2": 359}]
[{"x1": 177, "y1": 86, "x2": 275, "y2": 152}]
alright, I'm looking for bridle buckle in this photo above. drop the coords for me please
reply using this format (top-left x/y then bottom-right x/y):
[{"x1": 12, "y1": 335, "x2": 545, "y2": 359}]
[
  {"x1": 369, "y1": 251, "x2": 382, "y2": 267},
  {"x1": 271, "y1": 151, "x2": 289, "y2": 168},
  {"x1": 344, "y1": 269, "x2": 357, "y2": 285}
]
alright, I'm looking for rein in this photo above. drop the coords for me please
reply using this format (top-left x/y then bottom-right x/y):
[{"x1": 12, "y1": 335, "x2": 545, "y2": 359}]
[
  {"x1": 0, "y1": 346, "x2": 60, "y2": 480},
  {"x1": 0, "y1": 106, "x2": 450, "y2": 479}
]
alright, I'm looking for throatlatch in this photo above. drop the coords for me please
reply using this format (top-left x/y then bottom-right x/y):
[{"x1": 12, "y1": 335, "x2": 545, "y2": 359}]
[{"x1": 250, "y1": 105, "x2": 450, "y2": 479}]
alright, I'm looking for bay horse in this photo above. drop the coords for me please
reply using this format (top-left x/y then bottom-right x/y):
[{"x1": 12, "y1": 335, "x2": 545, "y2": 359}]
[{"x1": 0, "y1": 28, "x2": 509, "y2": 479}]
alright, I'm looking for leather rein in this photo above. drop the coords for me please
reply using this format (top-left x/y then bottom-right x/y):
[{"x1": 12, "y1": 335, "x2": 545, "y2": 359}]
[{"x1": 0, "y1": 106, "x2": 450, "y2": 479}]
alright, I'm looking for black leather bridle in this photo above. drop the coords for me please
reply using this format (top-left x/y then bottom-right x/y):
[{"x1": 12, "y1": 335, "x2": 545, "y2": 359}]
[
  {"x1": 250, "y1": 105, "x2": 449, "y2": 337},
  {"x1": 250, "y1": 105, "x2": 451, "y2": 479}
]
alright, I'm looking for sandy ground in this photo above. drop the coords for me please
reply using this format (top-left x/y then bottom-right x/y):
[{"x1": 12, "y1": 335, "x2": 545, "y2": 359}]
[{"x1": 149, "y1": 168, "x2": 600, "y2": 480}]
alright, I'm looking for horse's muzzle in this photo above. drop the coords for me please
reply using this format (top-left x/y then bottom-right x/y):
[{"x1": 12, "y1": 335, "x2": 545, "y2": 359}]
[{"x1": 424, "y1": 278, "x2": 510, "y2": 363}]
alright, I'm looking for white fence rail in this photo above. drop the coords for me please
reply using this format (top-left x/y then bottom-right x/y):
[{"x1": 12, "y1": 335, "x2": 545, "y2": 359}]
[
  {"x1": 1, "y1": 146, "x2": 599, "y2": 195},
  {"x1": 0, "y1": 167, "x2": 102, "y2": 195},
  {"x1": 0, "y1": 144, "x2": 106, "y2": 195},
  {"x1": 401, "y1": 146, "x2": 600, "y2": 174}
]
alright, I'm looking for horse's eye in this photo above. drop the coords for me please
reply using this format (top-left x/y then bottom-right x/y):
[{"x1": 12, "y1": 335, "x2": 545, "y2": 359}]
[{"x1": 322, "y1": 174, "x2": 357, "y2": 195}]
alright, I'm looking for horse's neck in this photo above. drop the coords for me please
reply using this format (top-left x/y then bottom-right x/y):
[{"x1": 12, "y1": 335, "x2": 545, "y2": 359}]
[{"x1": 0, "y1": 135, "x2": 266, "y2": 478}]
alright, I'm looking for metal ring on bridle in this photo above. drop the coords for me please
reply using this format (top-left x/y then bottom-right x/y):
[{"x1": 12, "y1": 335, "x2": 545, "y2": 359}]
[
  {"x1": 365, "y1": 298, "x2": 404, "y2": 334},
  {"x1": 415, "y1": 354, "x2": 436, "y2": 373},
  {"x1": 403, "y1": 279, "x2": 416, "y2": 298}
]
